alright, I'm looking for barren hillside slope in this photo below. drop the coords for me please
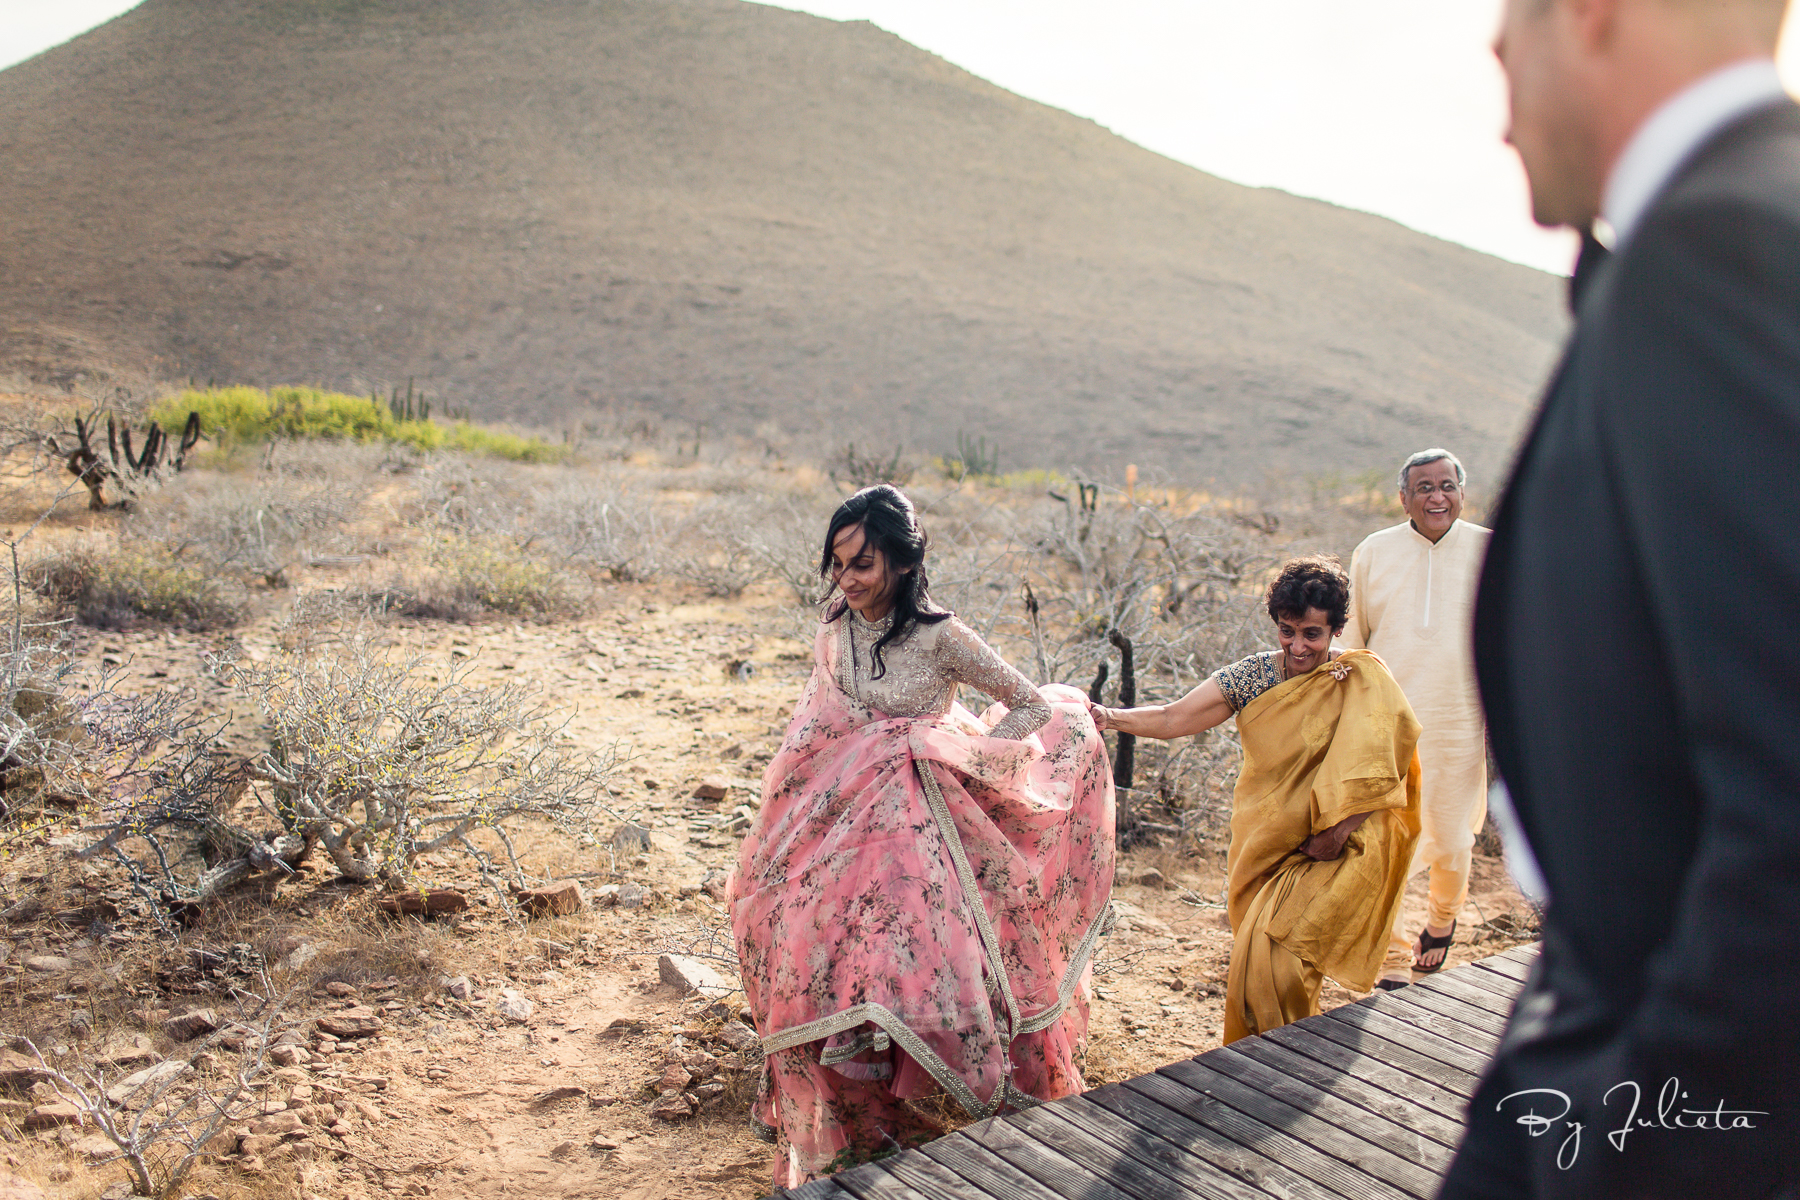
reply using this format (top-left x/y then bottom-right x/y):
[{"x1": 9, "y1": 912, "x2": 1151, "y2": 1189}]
[{"x1": 0, "y1": 0, "x2": 1564, "y2": 483}]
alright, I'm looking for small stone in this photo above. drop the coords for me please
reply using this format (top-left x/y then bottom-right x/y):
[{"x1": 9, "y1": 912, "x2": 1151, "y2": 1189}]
[
  {"x1": 163, "y1": 1009, "x2": 219, "y2": 1042},
  {"x1": 647, "y1": 1091, "x2": 696, "y2": 1121},
  {"x1": 316, "y1": 1008, "x2": 382, "y2": 1039},
  {"x1": 105, "y1": 1060, "x2": 188, "y2": 1105},
  {"x1": 24, "y1": 1102, "x2": 82, "y2": 1129},
  {"x1": 0, "y1": 1050, "x2": 44, "y2": 1088},
  {"x1": 590, "y1": 1134, "x2": 619, "y2": 1151},
  {"x1": 273, "y1": 1029, "x2": 310, "y2": 1046},
  {"x1": 496, "y1": 990, "x2": 534, "y2": 1023},
  {"x1": 615, "y1": 882, "x2": 647, "y2": 910},
  {"x1": 716, "y1": 1022, "x2": 761, "y2": 1054},
  {"x1": 693, "y1": 1081, "x2": 727, "y2": 1105},
  {"x1": 323, "y1": 981, "x2": 356, "y2": 998},
  {"x1": 609, "y1": 824, "x2": 652, "y2": 854},
  {"x1": 594, "y1": 884, "x2": 620, "y2": 906},
  {"x1": 657, "y1": 1063, "x2": 692, "y2": 1094},
  {"x1": 514, "y1": 881, "x2": 584, "y2": 918},
  {"x1": 239, "y1": 1133, "x2": 284, "y2": 1156},
  {"x1": 1133, "y1": 866, "x2": 1168, "y2": 889},
  {"x1": 278, "y1": 942, "x2": 323, "y2": 973},
  {"x1": 91, "y1": 1035, "x2": 157, "y2": 1071},
  {"x1": 71, "y1": 1133, "x2": 117, "y2": 1159},
  {"x1": 268, "y1": 1046, "x2": 307, "y2": 1068},
  {"x1": 22, "y1": 956, "x2": 71, "y2": 974},
  {"x1": 441, "y1": 975, "x2": 472, "y2": 1000},
  {"x1": 373, "y1": 889, "x2": 468, "y2": 916},
  {"x1": 658, "y1": 954, "x2": 735, "y2": 1000},
  {"x1": 248, "y1": 1112, "x2": 305, "y2": 1136},
  {"x1": 691, "y1": 776, "x2": 731, "y2": 801},
  {"x1": 533, "y1": 939, "x2": 571, "y2": 959},
  {"x1": 0, "y1": 1172, "x2": 47, "y2": 1200}
]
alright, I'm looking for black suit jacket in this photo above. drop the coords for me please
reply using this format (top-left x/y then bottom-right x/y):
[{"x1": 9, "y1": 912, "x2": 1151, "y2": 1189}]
[{"x1": 1442, "y1": 100, "x2": 1800, "y2": 1198}]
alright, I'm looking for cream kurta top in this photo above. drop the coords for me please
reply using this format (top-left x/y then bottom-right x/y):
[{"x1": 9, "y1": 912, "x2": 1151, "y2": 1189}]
[{"x1": 1338, "y1": 518, "x2": 1491, "y2": 729}]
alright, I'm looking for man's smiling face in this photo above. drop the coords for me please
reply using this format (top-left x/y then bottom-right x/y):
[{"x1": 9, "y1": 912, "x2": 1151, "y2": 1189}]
[{"x1": 1401, "y1": 457, "x2": 1465, "y2": 542}]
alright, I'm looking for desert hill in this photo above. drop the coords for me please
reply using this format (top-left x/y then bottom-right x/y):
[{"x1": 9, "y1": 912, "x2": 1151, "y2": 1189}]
[{"x1": 0, "y1": 0, "x2": 1565, "y2": 484}]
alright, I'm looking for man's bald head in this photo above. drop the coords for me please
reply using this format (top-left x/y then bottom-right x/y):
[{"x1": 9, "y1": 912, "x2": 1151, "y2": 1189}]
[{"x1": 1496, "y1": 0, "x2": 1792, "y2": 229}]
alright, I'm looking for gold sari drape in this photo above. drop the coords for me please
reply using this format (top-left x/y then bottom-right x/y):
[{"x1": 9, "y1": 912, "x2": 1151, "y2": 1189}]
[{"x1": 1223, "y1": 650, "x2": 1422, "y2": 1043}]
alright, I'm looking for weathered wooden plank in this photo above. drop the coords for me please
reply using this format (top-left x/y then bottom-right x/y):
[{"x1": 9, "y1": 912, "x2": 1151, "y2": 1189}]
[
  {"x1": 1000, "y1": 1101, "x2": 1268, "y2": 1200},
  {"x1": 1197, "y1": 1047, "x2": 1456, "y2": 1170},
  {"x1": 829, "y1": 1162, "x2": 935, "y2": 1200},
  {"x1": 878, "y1": 1147, "x2": 1015, "y2": 1200},
  {"x1": 1085, "y1": 1081, "x2": 1353, "y2": 1200},
  {"x1": 1263, "y1": 1021, "x2": 1472, "y2": 1121},
  {"x1": 1160, "y1": 1058, "x2": 1442, "y2": 1198},
  {"x1": 960, "y1": 1118, "x2": 1146, "y2": 1200},
  {"x1": 1419, "y1": 967, "x2": 1521, "y2": 1014},
  {"x1": 919, "y1": 1133, "x2": 1081, "y2": 1200},
  {"x1": 786, "y1": 1179, "x2": 858, "y2": 1199},
  {"x1": 1379, "y1": 980, "x2": 1511, "y2": 1040},
  {"x1": 1228, "y1": 1035, "x2": 1467, "y2": 1148},
  {"x1": 1321, "y1": 1003, "x2": 1493, "y2": 1077},
  {"x1": 1304, "y1": 1007, "x2": 1485, "y2": 1096},
  {"x1": 1434, "y1": 960, "x2": 1524, "y2": 1002},
  {"x1": 1360, "y1": 992, "x2": 1502, "y2": 1056},
  {"x1": 1123, "y1": 1069, "x2": 1413, "y2": 1200},
  {"x1": 1491, "y1": 946, "x2": 1541, "y2": 977}
]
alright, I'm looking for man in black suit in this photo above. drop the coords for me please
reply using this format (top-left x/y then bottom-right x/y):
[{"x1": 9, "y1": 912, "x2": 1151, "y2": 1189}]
[{"x1": 1440, "y1": 1, "x2": 1800, "y2": 1197}]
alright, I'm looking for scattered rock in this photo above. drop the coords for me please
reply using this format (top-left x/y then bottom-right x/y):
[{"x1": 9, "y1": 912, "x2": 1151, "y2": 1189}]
[
  {"x1": 274, "y1": 1029, "x2": 310, "y2": 1046},
  {"x1": 1106, "y1": 899, "x2": 1173, "y2": 937},
  {"x1": 615, "y1": 882, "x2": 647, "y2": 910},
  {"x1": 0, "y1": 1050, "x2": 45, "y2": 1088},
  {"x1": 693, "y1": 1081, "x2": 727, "y2": 1105},
  {"x1": 441, "y1": 975, "x2": 472, "y2": 1000},
  {"x1": 716, "y1": 1022, "x2": 761, "y2": 1054},
  {"x1": 701, "y1": 869, "x2": 730, "y2": 900},
  {"x1": 105, "y1": 1060, "x2": 188, "y2": 1105},
  {"x1": 278, "y1": 942, "x2": 323, "y2": 973},
  {"x1": 533, "y1": 938, "x2": 571, "y2": 959},
  {"x1": 163, "y1": 1009, "x2": 219, "y2": 1042},
  {"x1": 323, "y1": 982, "x2": 356, "y2": 998},
  {"x1": 532, "y1": 1085, "x2": 586, "y2": 1106},
  {"x1": 316, "y1": 1008, "x2": 382, "y2": 1039},
  {"x1": 588, "y1": 1094, "x2": 622, "y2": 1107},
  {"x1": 0, "y1": 1173, "x2": 47, "y2": 1200},
  {"x1": 71, "y1": 1133, "x2": 117, "y2": 1160},
  {"x1": 374, "y1": 889, "x2": 468, "y2": 916},
  {"x1": 610, "y1": 824, "x2": 652, "y2": 854},
  {"x1": 691, "y1": 776, "x2": 732, "y2": 801},
  {"x1": 239, "y1": 1134, "x2": 285, "y2": 1156},
  {"x1": 514, "y1": 880, "x2": 584, "y2": 918},
  {"x1": 657, "y1": 1063, "x2": 692, "y2": 1094},
  {"x1": 594, "y1": 884, "x2": 620, "y2": 907},
  {"x1": 268, "y1": 1046, "x2": 308, "y2": 1068},
  {"x1": 248, "y1": 1112, "x2": 305, "y2": 1136},
  {"x1": 90, "y1": 1035, "x2": 157, "y2": 1070},
  {"x1": 658, "y1": 954, "x2": 735, "y2": 1000},
  {"x1": 591, "y1": 1134, "x2": 619, "y2": 1151},
  {"x1": 22, "y1": 956, "x2": 70, "y2": 974},
  {"x1": 1133, "y1": 866, "x2": 1168, "y2": 889},
  {"x1": 647, "y1": 1091, "x2": 696, "y2": 1121},
  {"x1": 24, "y1": 1102, "x2": 82, "y2": 1129},
  {"x1": 496, "y1": 989, "x2": 534, "y2": 1023}
]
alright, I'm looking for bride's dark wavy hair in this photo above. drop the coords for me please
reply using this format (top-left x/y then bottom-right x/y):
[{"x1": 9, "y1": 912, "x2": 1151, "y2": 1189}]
[{"x1": 820, "y1": 484, "x2": 949, "y2": 679}]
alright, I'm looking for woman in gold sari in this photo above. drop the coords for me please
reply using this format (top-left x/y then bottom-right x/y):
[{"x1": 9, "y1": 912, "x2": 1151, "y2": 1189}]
[{"x1": 1091, "y1": 556, "x2": 1421, "y2": 1043}]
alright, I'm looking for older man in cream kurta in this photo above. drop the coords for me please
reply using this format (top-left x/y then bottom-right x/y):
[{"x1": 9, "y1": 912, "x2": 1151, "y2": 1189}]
[{"x1": 1338, "y1": 450, "x2": 1490, "y2": 985}]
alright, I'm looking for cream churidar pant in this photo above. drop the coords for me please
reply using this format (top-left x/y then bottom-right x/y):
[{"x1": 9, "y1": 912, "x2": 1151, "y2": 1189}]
[
  {"x1": 1339, "y1": 519, "x2": 1491, "y2": 975},
  {"x1": 1223, "y1": 652, "x2": 1421, "y2": 1044}
]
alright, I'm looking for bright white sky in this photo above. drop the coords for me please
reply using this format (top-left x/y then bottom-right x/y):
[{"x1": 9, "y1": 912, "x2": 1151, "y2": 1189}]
[{"x1": 5, "y1": 0, "x2": 1799, "y2": 275}]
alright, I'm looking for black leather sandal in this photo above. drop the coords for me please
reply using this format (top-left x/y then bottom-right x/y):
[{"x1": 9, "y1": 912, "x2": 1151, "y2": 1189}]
[{"x1": 1412, "y1": 920, "x2": 1457, "y2": 974}]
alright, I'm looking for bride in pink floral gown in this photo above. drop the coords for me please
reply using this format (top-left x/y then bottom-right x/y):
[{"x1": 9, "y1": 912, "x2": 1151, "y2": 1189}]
[{"x1": 728, "y1": 485, "x2": 1116, "y2": 1186}]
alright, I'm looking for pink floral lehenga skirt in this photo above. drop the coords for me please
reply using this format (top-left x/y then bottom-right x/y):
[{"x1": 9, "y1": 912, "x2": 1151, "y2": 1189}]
[{"x1": 728, "y1": 625, "x2": 1116, "y2": 1185}]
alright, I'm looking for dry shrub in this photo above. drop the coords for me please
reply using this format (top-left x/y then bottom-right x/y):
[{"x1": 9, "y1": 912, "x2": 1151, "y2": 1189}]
[
  {"x1": 26, "y1": 544, "x2": 242, "y2": 630},
  {"x1": 392, "y1": 535, "x2": 577, "y2": 620}
]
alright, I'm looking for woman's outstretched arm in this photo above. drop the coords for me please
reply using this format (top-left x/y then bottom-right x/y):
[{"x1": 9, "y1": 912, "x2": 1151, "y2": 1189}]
[{"x1": 1089, "y1": 677, "x2": 1233, "y2": 740}]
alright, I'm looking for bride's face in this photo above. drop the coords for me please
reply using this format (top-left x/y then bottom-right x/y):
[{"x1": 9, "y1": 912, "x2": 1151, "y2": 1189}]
[{"x1": 830, "y1": 523, "x2": 905, "y2": 621}]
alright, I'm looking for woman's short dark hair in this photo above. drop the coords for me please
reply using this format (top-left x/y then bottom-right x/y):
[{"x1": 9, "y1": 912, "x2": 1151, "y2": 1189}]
[
  {"x1": 820, "y1": 484, "x2": 949, "y2": 678},
  {"x1": 1265, "y1": 555, "x2": 1351, "y2": 632}
]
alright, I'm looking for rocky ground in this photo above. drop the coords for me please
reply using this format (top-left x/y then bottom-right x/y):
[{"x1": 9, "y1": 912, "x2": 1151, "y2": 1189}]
[{"x1": 0, "y1": 571, "x2": 1539, "y2": 1200}]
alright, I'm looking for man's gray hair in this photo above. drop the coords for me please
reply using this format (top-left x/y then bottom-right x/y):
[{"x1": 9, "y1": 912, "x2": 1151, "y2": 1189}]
[{"x1": 1398, "y1": 448, "x2": 1467, "y2": 492}]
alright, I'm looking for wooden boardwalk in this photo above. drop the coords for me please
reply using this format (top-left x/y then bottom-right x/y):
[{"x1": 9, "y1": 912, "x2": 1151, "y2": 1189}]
[{"x1": 788, "y1": 944, "x2": 1535, "y2": 1200}]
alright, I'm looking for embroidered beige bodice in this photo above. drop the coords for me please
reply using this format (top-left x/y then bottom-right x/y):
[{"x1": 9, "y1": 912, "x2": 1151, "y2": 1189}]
[{"x1": 839, "y1": 610, "x2": 1051, "y2": 741}]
